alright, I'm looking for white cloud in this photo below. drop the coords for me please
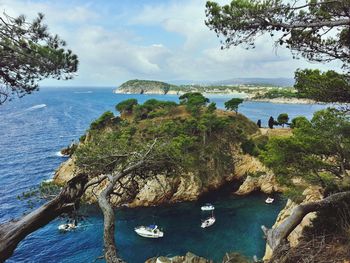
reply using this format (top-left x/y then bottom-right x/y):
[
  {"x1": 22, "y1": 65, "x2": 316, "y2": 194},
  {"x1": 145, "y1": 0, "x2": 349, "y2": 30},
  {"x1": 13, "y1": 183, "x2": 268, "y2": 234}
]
[{"x1": 0, "y1": 0, "x2": 344, "y2": 86}]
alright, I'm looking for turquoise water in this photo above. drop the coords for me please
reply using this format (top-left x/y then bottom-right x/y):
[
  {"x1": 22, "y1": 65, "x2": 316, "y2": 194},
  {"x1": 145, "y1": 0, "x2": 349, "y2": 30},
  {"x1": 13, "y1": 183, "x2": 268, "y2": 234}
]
[
  {"x1": 0, "y1": 87, "x2": 328, "y2": 262},
  {"x1": 10, "y1": 193, "x2": 285, "y2": 263}
]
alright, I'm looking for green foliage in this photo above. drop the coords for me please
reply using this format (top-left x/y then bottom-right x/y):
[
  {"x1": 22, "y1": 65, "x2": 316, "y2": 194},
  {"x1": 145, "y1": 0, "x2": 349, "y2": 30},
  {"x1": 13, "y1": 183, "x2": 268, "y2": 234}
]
[
  {"x1": 207, "y1": 102, "x2": 217, "y2": 113},
  {"x1": 0, "y1": 13, "x2": 78, "y2": 104},
  {"x1": 79, "y1": 134, "x2": 86, "y2": 143},
  {"x1": 90, "y1": 111, "x2": 115, "y2": 130},
  {"x1": 277, "y1": 113, "x2": 289, "y2": 127},
  {"x1": 284, "y1": 186, "x2": 305, "y2": 204},
  {"x1": 115, "y1": 99, "x2": 138, "y2": 114},
  {"x1": 294, "y1": 69, "x2": 350, "y2": 102},
  {"x1": 224, "y1": 98, "x2": 244, "y2": 113},
  {"x1": 179, "y1": 92, "x2": 210, "y2": 116},
  {"x1": 290, "y1": 116, "x2": 310, "y2": 129},
  {"x1": 76, "y1": 99, "x2": 258, "y2": 180},
  {"x1": 260, "y1": 108, "x2": 350, "y2": 189},
  {"x1": 241, "y1": 139, "x2": 258, "y2": 156},
  {"x1": 241, "y1": 135, "x2": 268, "y2": 156},
  {"x1": 205, "y1": 0, "x2": 350, "y2": 71},
  {"x1": 133, "y1": 99, "x2": 177, "y2": 120}
]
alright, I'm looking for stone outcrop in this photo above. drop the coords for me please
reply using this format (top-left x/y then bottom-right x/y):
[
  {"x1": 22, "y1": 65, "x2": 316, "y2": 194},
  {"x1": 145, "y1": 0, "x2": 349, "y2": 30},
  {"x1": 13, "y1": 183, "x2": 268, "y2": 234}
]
[
  {"x1": 235, "y1": 173, "x2": 283, "y2": 195},
  {"x1": 262, "y1": 186, "x2": 323, "y2": 261},
  {"x1": 53, "y1": 158, "x2": 76, "y2": 185},
  {"x1": 53, "y1": 152, "x2": 270, "y2": 207},
  {"x1": 145, "y1": 252, "x2": 211, "y2": 263}
]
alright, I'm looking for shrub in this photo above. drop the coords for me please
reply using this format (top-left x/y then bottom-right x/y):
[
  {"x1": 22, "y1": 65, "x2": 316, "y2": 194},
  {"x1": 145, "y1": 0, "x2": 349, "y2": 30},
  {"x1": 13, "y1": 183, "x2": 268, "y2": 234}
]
[
  {"x1": 90, "y1": 111, "x2": 114, "y2": 130},
  {"x1": 277, "y1": 113, "x2": 289, "y2": 127}
]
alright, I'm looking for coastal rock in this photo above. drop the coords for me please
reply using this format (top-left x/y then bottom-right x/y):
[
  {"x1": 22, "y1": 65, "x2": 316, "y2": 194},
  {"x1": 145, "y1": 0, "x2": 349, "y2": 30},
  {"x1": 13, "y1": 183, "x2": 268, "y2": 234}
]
[
  {"x1": 128, "y1": 175, "x2": 175, "y2": 207},
  {"x1": 235, "y1": 173, "x2": 282, "y2": 195},
  {"x1": 145, "y1": 252, "x2": 211, "y2": 263},
  {"x1": 262, "y1": 186, "x2": 323, "y2": 261},
  {"x1": 234, "y1": 154, "x2": 267, "y2": 179},
  {"x1": 54, "y1": 157, "x2": 230, "y2": 207},
  {"x1": 54, "y1": 150, "x2": 273, "y2": 207},
  {"x1": 53, "y1": 158, "x2": 76, "y2": 184},
  {"x1": 171, "y1": 173, "x2": 202, "y2": 202}
]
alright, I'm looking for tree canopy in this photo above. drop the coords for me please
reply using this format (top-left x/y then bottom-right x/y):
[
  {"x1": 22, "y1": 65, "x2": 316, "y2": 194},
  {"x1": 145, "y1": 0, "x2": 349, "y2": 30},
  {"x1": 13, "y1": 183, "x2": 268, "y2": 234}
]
[
  {"x1": 115, "y1": 99, "x2": 138, "y2": 114},
  {"x1": 261, "y1": 108, "x2": 350, "y2": 192},
  {"x1": 0, "y1": 13, "x2": 79, "y2": 104},
  {"x1": 277, "y1": 113, "x2": 289, "y2": 127},
  {"x1": 294, "y1": 69, "x2": 350, "y2": 102},
  {"x1": 179, "y1": 92, "x2": 210, "y2": 116},
  {"x1": 205, "y1": 0, "x2": 350, "y2": 70},
  {"x1": 224, "y1": 98, "x2": 244, "y2": 113}
]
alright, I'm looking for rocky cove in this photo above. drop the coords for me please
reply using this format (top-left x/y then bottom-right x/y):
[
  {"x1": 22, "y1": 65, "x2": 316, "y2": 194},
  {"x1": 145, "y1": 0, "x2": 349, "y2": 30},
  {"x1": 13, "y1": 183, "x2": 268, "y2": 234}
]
[
  {"x1": 53, "y1": 133, "x2": 318, "y2": 262},
  {"x1": 54, "y1": 153, "x2": 321, "y2": 262},
  {"x1": 1, "y1": 88, "x2": 344, "y2": 263}
]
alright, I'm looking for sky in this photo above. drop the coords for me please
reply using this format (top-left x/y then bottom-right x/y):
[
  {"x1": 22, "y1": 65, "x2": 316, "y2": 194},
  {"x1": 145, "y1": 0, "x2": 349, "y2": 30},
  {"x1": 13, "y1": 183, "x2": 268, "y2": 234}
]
[{"x1": 0, "y1": 0, "x2": 343, "y2": 87}]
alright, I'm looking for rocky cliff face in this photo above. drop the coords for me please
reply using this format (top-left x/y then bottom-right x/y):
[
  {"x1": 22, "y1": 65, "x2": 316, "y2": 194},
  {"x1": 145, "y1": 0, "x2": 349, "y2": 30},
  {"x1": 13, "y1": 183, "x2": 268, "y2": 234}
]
[
  {"x1": 235, "y1": 173, "x2": 283, "y2": 195},
  {"x1": 262, "y1": 186, "x2": 323, "y2": 261},
  {"x1": 53, "y1": 152, "x2": 271, "y2": 207}
]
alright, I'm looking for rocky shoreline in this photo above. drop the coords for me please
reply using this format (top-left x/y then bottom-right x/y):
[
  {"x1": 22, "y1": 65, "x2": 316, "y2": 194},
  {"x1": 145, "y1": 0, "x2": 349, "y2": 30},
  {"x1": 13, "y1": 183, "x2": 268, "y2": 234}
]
[
  {"x1": 54, "y1": 153, "x2": 320, "y2": 263},
  {"x1": 53, "y1": 152, "x2": 275, "y2": 207},
  {"x1": 114, "y1": 89, "x2": 320, "y2": 105}
]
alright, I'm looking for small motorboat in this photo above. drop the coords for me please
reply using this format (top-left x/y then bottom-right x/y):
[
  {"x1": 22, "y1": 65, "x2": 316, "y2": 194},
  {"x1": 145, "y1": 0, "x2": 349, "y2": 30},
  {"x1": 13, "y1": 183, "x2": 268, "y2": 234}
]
[
  {"x1": 201, "y1": 203, "x2": 215, "y2": 211},
  {"x1": 201, "y1": 216, "x2": 216, "y2": 228},
  {"x1": 134, "y1": 225, "x2": 164, "y2": 238},
  {"x1": 265, "y1": 197, "x2": 274, "y2": 204},
  {"x1": 58, "y1": 223, "x2": 77, "y2": 232}
]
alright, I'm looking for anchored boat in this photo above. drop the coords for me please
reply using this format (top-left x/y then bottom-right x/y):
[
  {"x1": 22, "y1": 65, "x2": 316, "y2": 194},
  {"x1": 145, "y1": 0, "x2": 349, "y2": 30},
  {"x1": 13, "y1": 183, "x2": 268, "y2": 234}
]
[
  {"x1": 201, "y1": 203, "x2": 215, "y2": 211},
  {"x1": 134, "y1": 224, "x2": 164, "y2": 238},
  {"x1": 201, "y1": 216, "x2": 216, "y2": 228},
  {"x1": 265, "y1": 197, "x2": 274, "y2": 204},
  {"x1": 58, "y1": 223, "x2": 77, "y2": 232}
]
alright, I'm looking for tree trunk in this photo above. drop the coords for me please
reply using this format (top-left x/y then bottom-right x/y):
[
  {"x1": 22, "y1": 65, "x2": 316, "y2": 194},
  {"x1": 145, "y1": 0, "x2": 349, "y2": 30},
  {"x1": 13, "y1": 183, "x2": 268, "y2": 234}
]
[
  {"x1": 261, "y1": 191, "x2": 350, "y2": 252},
  {"x1": 98, "y1": 174, "x2": 125, "y2": 263},
  {"x1": 97, "y1": 160, "x2": 148, "y2": 263},
  {"x1": 0, "y1": 173, "x2": 88, "y2": 263}
]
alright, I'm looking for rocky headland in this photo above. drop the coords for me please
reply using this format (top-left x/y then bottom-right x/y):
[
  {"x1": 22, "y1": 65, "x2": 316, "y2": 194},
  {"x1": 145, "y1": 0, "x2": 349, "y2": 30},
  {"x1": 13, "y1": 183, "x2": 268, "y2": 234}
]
[{"x1": 52, "y1": 98, "x2": 323, "y2": 263}]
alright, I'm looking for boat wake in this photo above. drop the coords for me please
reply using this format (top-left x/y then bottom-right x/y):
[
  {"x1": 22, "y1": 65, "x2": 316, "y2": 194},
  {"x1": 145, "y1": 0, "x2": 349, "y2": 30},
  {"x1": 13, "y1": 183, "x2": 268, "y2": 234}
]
[{"x1": 25, "y1": 104, "x2": 47, "y2": 111}]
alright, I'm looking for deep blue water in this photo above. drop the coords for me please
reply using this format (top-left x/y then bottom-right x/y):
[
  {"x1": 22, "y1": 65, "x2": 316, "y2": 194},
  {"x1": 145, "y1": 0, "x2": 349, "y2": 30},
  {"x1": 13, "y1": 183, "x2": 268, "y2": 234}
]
[{"x1": 0, "y1": 88, "x2": 328, "y2": 262}]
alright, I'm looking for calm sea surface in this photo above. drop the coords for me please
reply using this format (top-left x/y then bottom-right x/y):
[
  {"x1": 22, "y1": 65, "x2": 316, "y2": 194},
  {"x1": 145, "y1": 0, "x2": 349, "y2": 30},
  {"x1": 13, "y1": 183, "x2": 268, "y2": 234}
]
[{"x1": 0, "y1": 88, "x2": 328, "y2": 262}]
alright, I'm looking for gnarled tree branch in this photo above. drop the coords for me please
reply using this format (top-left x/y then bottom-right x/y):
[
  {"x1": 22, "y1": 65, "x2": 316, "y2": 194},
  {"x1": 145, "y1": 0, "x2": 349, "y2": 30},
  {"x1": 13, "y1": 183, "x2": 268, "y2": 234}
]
[
  {"x1": 261, "y1": 191, "x2": 350, "y2": 252},
  {"x1": 0, "y1": 173, "x2": 88, "y2": 262}
]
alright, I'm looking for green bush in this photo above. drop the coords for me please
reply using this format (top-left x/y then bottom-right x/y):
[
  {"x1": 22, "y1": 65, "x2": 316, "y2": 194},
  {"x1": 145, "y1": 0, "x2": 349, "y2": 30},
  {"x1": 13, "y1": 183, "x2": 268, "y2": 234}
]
[
  {"x1": 290, "y1": 116, "x2": 310, "y2": 128},
  {"x1": 277, "y1": 113, "x2": 289, "y2": 127},
  {"x1": 90, "y1": 111, "x2": 114, "y2": 130},
  {"x1": 284, "y1": 186, "x2": 305, "y2": 204},
  {"x1": 115, "y1": 99, "x2": 138, "y2": 114}
]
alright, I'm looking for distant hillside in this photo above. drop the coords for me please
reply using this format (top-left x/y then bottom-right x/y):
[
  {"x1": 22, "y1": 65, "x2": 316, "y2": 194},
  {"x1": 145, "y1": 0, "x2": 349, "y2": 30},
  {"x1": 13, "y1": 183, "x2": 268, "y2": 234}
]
[
  {"x1": 210, "y1": 78, "x2": 294, "y2": 87},
  {"x1": 115, "y1": 79, "x2": 177, "y2": 94},
  {"x1": 114, "y1": 79, "x2": 294, "y2": 95}
]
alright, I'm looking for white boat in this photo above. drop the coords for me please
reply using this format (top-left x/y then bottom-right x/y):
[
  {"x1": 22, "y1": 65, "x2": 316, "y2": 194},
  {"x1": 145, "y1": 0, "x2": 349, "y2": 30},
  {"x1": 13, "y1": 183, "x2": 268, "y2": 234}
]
[
  {"x1": 201, "y1": 203, "x2": 215, "y2": 211},
  {"x1": 58, "y1": 223, "x2": 77, "y2": 232},
  {"x1": 134, "y1": 225, "x2": 164, "y2": 238},
  {"x1": 201, "y1": 216, "x2": 216, "y2": 228},
  {"x1": 265, "y1": 197, "x2": 274, "y2": 204}
]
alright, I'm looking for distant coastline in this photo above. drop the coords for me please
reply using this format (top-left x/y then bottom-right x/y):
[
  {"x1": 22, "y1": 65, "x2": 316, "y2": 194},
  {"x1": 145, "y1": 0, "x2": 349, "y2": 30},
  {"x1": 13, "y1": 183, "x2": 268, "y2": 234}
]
[{"x1": 114, "y1": 79, "x2": 320, "y2": 104}]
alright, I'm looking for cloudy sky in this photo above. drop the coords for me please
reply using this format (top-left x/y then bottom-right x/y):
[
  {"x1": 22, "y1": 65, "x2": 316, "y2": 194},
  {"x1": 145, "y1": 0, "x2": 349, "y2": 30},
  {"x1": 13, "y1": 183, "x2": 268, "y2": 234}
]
[{"x1": 0, "y1": 0, "x2": 342, "y2": 87}]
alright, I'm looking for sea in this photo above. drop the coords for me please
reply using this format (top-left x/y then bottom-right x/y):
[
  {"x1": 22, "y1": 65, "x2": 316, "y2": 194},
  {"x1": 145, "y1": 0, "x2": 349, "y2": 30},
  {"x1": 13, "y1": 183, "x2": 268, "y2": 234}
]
[{"x1": 0, "y1": 87, "x2": 329, "y2": 263}]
